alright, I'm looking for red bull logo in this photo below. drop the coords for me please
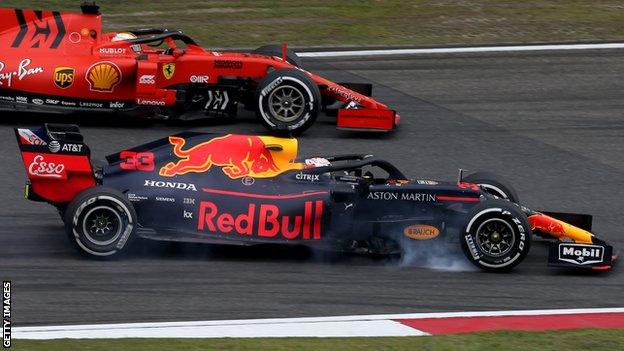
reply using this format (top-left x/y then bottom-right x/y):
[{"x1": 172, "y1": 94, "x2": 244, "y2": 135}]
[
  {"x1": 529, "y1": 214, "x2": 565, "y2": 236},
  {"x1": 160, "y1": 134, "x2": 301, "y2": 179},
  {"x1": 528, "y1": 213, "x2": 594, "y2": 244},
  {"x1": 198, "y1": 200, "x2": 323, "y2": 240}
]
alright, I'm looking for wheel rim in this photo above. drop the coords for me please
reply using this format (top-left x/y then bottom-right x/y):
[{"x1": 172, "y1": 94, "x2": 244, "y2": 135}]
[
  {"x1": 82, "y1": 205, "x2": 123, "y2": 246},
  {"x1": 267, "y1": 85, "x2": 305, "y2": 122},
  {"x1": 475, "y1": 218, "x2": 515, "y2": 257}
]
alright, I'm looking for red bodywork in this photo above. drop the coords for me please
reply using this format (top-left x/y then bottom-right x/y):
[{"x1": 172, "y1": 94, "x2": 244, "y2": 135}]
[
  {"x1": 0, "y1": 6, "x2": 398, "y2": 131},
  {"x1": 16, "y1": 127, "x2": 95, "y2": 204}
]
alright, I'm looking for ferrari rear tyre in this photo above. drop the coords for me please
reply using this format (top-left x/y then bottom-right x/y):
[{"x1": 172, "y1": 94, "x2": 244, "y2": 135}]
[
  {"x1": 252, "y1": 44, "x2": 302, "y2": 67},
  {"x1": 463, "y1": 172, "x2": 519, "y2": 202},
  {"x1": 64, "y1": 187, "x2": 137, "y2": 257},
  {"x1": 461, "y1": 199, "x2": 531, "y2": 272},
  {"x1": 256, "y1": 69, "x2": 321, "y2": 135}
]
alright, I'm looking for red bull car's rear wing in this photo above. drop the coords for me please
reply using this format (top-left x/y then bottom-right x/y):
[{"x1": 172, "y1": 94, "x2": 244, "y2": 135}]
[{"x1": 15, "y1": 124, "x2": 95, "y2": 204}]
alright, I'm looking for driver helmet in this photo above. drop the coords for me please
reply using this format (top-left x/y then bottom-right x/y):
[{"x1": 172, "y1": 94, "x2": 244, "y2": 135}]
[
  {"x1": 305, "y1": 157, "x2": 331, "y2": 167},
  {"x1": 111, "y1": 32, "x2": 137, "y2": 42}
]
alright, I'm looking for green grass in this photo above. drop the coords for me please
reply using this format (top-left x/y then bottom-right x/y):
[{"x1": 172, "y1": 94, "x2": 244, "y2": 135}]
[
  {"x1": 10, "y1": 329, "x2": 624, "y2": 351},
  {"x1": 2, "y1": 1, "x2": 624, "y2": 48}
]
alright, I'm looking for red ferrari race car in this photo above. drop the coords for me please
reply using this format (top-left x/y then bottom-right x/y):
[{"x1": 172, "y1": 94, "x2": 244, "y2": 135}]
[{"x1": 0, "y1": 3, "x2": 398, "y2": 134}]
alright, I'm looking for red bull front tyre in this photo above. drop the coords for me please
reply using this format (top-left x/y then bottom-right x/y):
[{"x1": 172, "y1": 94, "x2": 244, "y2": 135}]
[{"x1": 461, "y1": 199, "x2": 532, "y2": 272}]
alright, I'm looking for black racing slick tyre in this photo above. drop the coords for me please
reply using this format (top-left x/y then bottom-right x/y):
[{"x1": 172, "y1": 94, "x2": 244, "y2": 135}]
[
  {"x1": 463, "y1": 172, "x2": 519, "y2": 203},
  {"x1": 460, "y1": 199, "x2": 531, "y2": 272},
  {"x1": 63, "y1": 187, "x2": 137, "y2": 257},
  {"x1": 252, "y1": 44, "x2": 302, "y2": 68},
  {"x1": 256, "y1": 68, "x2": 321, "y2": 135}
]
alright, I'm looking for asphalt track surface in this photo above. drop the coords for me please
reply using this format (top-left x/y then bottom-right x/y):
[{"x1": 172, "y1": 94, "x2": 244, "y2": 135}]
[{"x1": 1, "y1": 50, "x2": 623, "y2": 326}]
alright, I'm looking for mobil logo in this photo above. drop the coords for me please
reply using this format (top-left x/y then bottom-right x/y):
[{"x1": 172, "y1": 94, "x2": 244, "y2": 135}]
[{"x1": 159, "y1": 134, "x2": 302, "y2": 179}]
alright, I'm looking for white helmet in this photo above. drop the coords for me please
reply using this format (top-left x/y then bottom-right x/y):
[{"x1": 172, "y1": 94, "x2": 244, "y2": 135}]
[{"x1": 112, "y1": 32, "x2": 137, "y2": 42}]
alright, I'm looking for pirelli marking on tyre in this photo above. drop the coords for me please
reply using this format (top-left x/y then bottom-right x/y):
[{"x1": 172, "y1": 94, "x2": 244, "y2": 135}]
[
  {"x1": 260, "y1": 77, "x2": 283, "y2": 97},
  {"x1": 72, "y1": 196, "x2": 97, "y2": 227},
  {"x1": 464, "y1": 234, "x2": 480, "y2": 260}
]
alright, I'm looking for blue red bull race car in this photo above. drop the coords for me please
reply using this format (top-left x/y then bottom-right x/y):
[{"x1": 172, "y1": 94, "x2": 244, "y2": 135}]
[{"x1": 15, "y1": 124, "x2": 617, "y2": 272}]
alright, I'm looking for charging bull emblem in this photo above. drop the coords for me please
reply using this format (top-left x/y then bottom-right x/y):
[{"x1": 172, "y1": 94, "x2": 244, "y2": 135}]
[
  {"x1": 159, "y1": 134, "x2": 285, "y2": 179},
  {"x1": 528, "y1": 213, "x2": 594, "y2": 244}
]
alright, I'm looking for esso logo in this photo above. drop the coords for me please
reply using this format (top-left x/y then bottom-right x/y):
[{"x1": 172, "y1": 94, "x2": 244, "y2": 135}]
[
  {"x1": 190, "y1": 75, "x2": 209, "y2": 83},
  {"x1": 28, "y1": 155, "x2": 65, "y2": 178}
]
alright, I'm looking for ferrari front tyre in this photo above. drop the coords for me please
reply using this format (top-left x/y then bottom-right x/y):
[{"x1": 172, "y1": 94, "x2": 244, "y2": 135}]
[
  {"x1": 256, "y1": 69, "x2": 321, "y2": 135},
  {"x1": 463, "y1": 172, "x2": 519, "y2": 203},
  {"x1": 461, "y1": 199, "x2": 531, "y2": 272},
  {"x1": 63, "y1": 187, "x2": 137, "y2": 257},
  {"x1": 252, "y1": 44, "x2": 302, "y2": 67}
]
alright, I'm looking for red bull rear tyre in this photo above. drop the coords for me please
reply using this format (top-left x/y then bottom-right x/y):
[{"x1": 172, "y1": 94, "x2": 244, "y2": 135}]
[
  {"x1": 63, "y1": 187, "x2": 137, "y2": 257},
  {"x1": 461, "y1": 199, "x2": 532, "y2": 272},
  {"x1": 256, "y1": 68, "x2": 321, "y2": 135}
]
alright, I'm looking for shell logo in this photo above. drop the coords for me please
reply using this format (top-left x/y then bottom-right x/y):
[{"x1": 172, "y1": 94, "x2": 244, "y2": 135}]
[
  {"x1": 404, "y1": 224, "x2": 440, "y2": 240},
  {"x1": 86, "y1": 61, "x2": 122, "y2": 92}
]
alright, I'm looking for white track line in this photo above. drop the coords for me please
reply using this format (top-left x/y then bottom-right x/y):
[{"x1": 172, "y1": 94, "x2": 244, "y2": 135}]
[
  {"x1": 14, "y1": 320, "x2": 425, "y2": 339},
  {"x1": 13, "y1": 307, "x2": 624, "y2": 339},
  {"x1": 298, "y1": 42, "x2": 624, "y2": 57}
]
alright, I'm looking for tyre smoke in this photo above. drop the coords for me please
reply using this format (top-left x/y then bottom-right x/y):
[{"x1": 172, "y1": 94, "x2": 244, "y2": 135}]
[{"x1": 400, "y1": 239, "x2": 476, "y2": 272}]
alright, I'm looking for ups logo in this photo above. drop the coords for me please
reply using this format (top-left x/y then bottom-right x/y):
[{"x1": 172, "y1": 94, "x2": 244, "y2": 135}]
[{"x1": 53, "y1": 67, "x2": 74, "y2": 89}]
